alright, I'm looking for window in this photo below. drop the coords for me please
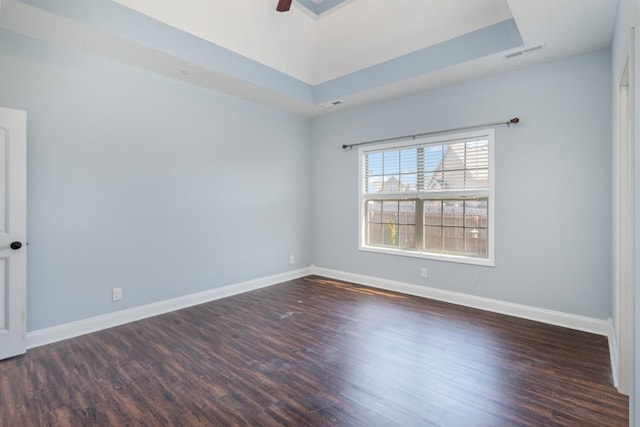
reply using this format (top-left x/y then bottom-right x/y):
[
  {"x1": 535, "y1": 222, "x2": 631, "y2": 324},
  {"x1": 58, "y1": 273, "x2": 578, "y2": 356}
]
[{"x1": 359, "y1": 129, "x2": 494, "y2": 266}]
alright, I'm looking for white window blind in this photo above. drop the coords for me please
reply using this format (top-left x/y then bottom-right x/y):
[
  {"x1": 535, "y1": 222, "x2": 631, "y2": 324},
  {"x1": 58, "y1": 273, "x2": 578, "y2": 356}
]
[{"x1": 359, "y1": 129, "x2": 495, "y2": 266}]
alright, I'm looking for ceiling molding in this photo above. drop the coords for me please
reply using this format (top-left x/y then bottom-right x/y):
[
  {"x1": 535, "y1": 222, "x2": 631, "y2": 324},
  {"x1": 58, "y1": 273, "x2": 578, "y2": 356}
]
[{"x1": 1, "y1": 0, "x2": 617, "y2": 116}]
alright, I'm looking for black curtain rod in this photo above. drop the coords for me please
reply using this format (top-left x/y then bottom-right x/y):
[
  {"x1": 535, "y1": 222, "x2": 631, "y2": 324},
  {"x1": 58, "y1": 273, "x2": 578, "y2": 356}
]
[{"x1": 341, "y1": 117, "x2": 520, "y2": 150}]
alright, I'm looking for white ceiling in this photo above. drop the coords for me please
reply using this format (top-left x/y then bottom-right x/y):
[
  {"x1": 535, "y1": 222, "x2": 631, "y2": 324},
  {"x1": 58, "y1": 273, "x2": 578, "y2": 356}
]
[
  {"x1": 0, "y1": 0, "x2": 619, "y2": 115},
  {"x1": 113, "y1": 0, "x2": 515, "y2": 85}
]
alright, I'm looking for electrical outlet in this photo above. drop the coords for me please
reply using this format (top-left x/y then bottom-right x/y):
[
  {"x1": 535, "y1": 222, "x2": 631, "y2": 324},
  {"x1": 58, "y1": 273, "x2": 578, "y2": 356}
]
[
  {"x1": 421, "y1": 267, "x2": 428, "y2": 278},
  {"x1": 289, "y1": 254, "x2": 295, "y2": 264},
  {"x1": 112, "y1": 287, "x2": 122, "y2": 301}
]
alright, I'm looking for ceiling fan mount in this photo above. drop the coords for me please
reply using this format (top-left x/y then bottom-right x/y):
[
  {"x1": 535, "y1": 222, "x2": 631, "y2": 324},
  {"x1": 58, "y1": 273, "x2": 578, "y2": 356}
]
[{"x1": 276, "y1": 0, "x2": 293, "y2": 12}]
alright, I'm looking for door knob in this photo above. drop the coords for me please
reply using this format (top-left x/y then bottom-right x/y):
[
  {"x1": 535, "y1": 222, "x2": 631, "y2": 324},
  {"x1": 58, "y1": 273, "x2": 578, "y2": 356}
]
[{"x1": 10, "y1": 241, "x2": 22, "y2": 250}]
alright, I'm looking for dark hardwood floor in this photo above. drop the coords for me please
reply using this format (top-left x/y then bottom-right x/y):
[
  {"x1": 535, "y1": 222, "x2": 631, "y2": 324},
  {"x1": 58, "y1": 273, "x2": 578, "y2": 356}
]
[{"x1": 0, "y1": 276, "x2": 628, "y2": 426}]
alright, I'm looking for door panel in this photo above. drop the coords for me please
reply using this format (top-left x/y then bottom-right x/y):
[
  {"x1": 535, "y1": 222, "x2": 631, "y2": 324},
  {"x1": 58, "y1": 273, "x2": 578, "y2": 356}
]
[
  {"x1": 0, "y1": 128, "x2": 6, "y2": 234},
  {"x1": 0, "y1": 107, "x2": 27, "y2": 360},
  {"x1": 0, "y1": 259, "x2": 5, "y2": 330}
]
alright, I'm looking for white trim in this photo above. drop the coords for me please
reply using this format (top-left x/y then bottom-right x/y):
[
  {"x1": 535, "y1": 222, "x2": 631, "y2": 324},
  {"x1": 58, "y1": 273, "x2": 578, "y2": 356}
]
[
  {"x1": 26, "y1": 265, "x2": 611, "y2": 351},
  {"x1": 310, "y1": 266, "x2": 609, "y2": 336},
  {"x1": 26, "y1": 267, "x2": 312, "y2": 349},
  {"x1": 359, "y1": 245, "x2": 495, "y2": 267},
  {"x1": 608, "y1": 318, "x2": 620, "y2": 390},
  {"x1": 358, "y1": 128, "x2": 496, "y2": 267}
]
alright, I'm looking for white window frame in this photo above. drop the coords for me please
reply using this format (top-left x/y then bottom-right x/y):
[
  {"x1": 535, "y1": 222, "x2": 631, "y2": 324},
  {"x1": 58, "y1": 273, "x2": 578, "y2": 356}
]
[{"x1": 358, "y1": 129, "x2": 495, "y2": 267}]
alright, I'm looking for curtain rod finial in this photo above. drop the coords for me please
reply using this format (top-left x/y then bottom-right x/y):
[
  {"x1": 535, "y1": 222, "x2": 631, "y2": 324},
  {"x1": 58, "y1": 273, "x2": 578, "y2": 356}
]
[
  {"x1": 342, "y1": 144, "x2": 350, "y2": 149},
  {"x1": 510, "y1": 117, "x2": 520, "y2": 124}
]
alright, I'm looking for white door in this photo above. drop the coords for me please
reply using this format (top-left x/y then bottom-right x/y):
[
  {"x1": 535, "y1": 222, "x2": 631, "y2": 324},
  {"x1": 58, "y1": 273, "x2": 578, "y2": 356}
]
[
  {"x1": 0, "y1": 107, "x2": 27, "y2": 360},
  {"x1": 617, "y1": 61, "x2": 631, "y2": 394}
]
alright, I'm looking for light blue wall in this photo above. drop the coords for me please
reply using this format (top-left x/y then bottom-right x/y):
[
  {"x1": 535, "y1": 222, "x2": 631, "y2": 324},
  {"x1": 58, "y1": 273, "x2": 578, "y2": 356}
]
[
  {"x1": 0, "y1": 22, "x2": 616, "y2": 342},
  {"x1": 0, "y1": 30, "x2": 312, "y2": 331},
  {"x1": 311, "y1": 48, "x2": 612, "y2": 320}
]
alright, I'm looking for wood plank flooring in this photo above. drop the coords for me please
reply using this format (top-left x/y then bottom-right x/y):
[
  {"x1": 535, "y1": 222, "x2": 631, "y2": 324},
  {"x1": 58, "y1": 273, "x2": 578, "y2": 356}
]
[{"x1": 0, "y1": 275, "x2": 628, "y2": 426}]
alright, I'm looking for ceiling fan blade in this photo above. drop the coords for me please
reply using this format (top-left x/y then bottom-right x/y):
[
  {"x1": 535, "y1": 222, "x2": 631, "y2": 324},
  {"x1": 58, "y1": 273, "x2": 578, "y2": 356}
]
[{"x1": 276, "y1": 0, "x2": 292, "y2": 12}]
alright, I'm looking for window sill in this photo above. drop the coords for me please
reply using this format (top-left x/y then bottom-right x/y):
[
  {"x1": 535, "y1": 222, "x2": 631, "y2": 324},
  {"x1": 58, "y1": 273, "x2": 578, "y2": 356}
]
[{"x1": 359, "y1": 245, "x2": 495, "y2": 267}]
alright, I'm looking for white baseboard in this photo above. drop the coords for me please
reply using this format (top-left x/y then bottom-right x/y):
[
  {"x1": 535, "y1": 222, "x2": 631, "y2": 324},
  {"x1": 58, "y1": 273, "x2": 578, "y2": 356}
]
[
  {"x1": 607, "y1": 318, "x2": 620, "y2": 390},
  {"x1": 310, "y1": 266, "x2": 609, "y2": 336},
  {"x1": 27, "y1": 265, "x2": 610, "y2": 351},
  {"x1": 26, "y1": 267, "x2": 313, "y2": 349}
]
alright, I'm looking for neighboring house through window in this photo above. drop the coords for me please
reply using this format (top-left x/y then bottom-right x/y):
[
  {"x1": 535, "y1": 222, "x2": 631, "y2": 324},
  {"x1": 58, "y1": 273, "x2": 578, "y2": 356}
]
[{"x1": 359, "y1": 129, "x2": 495, "y2": 266}]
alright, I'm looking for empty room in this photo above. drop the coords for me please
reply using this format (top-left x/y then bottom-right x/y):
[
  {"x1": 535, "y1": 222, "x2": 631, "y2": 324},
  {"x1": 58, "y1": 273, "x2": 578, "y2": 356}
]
[{"x1": 0, "y1": 0, "x2": 638, "y2": 425}]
